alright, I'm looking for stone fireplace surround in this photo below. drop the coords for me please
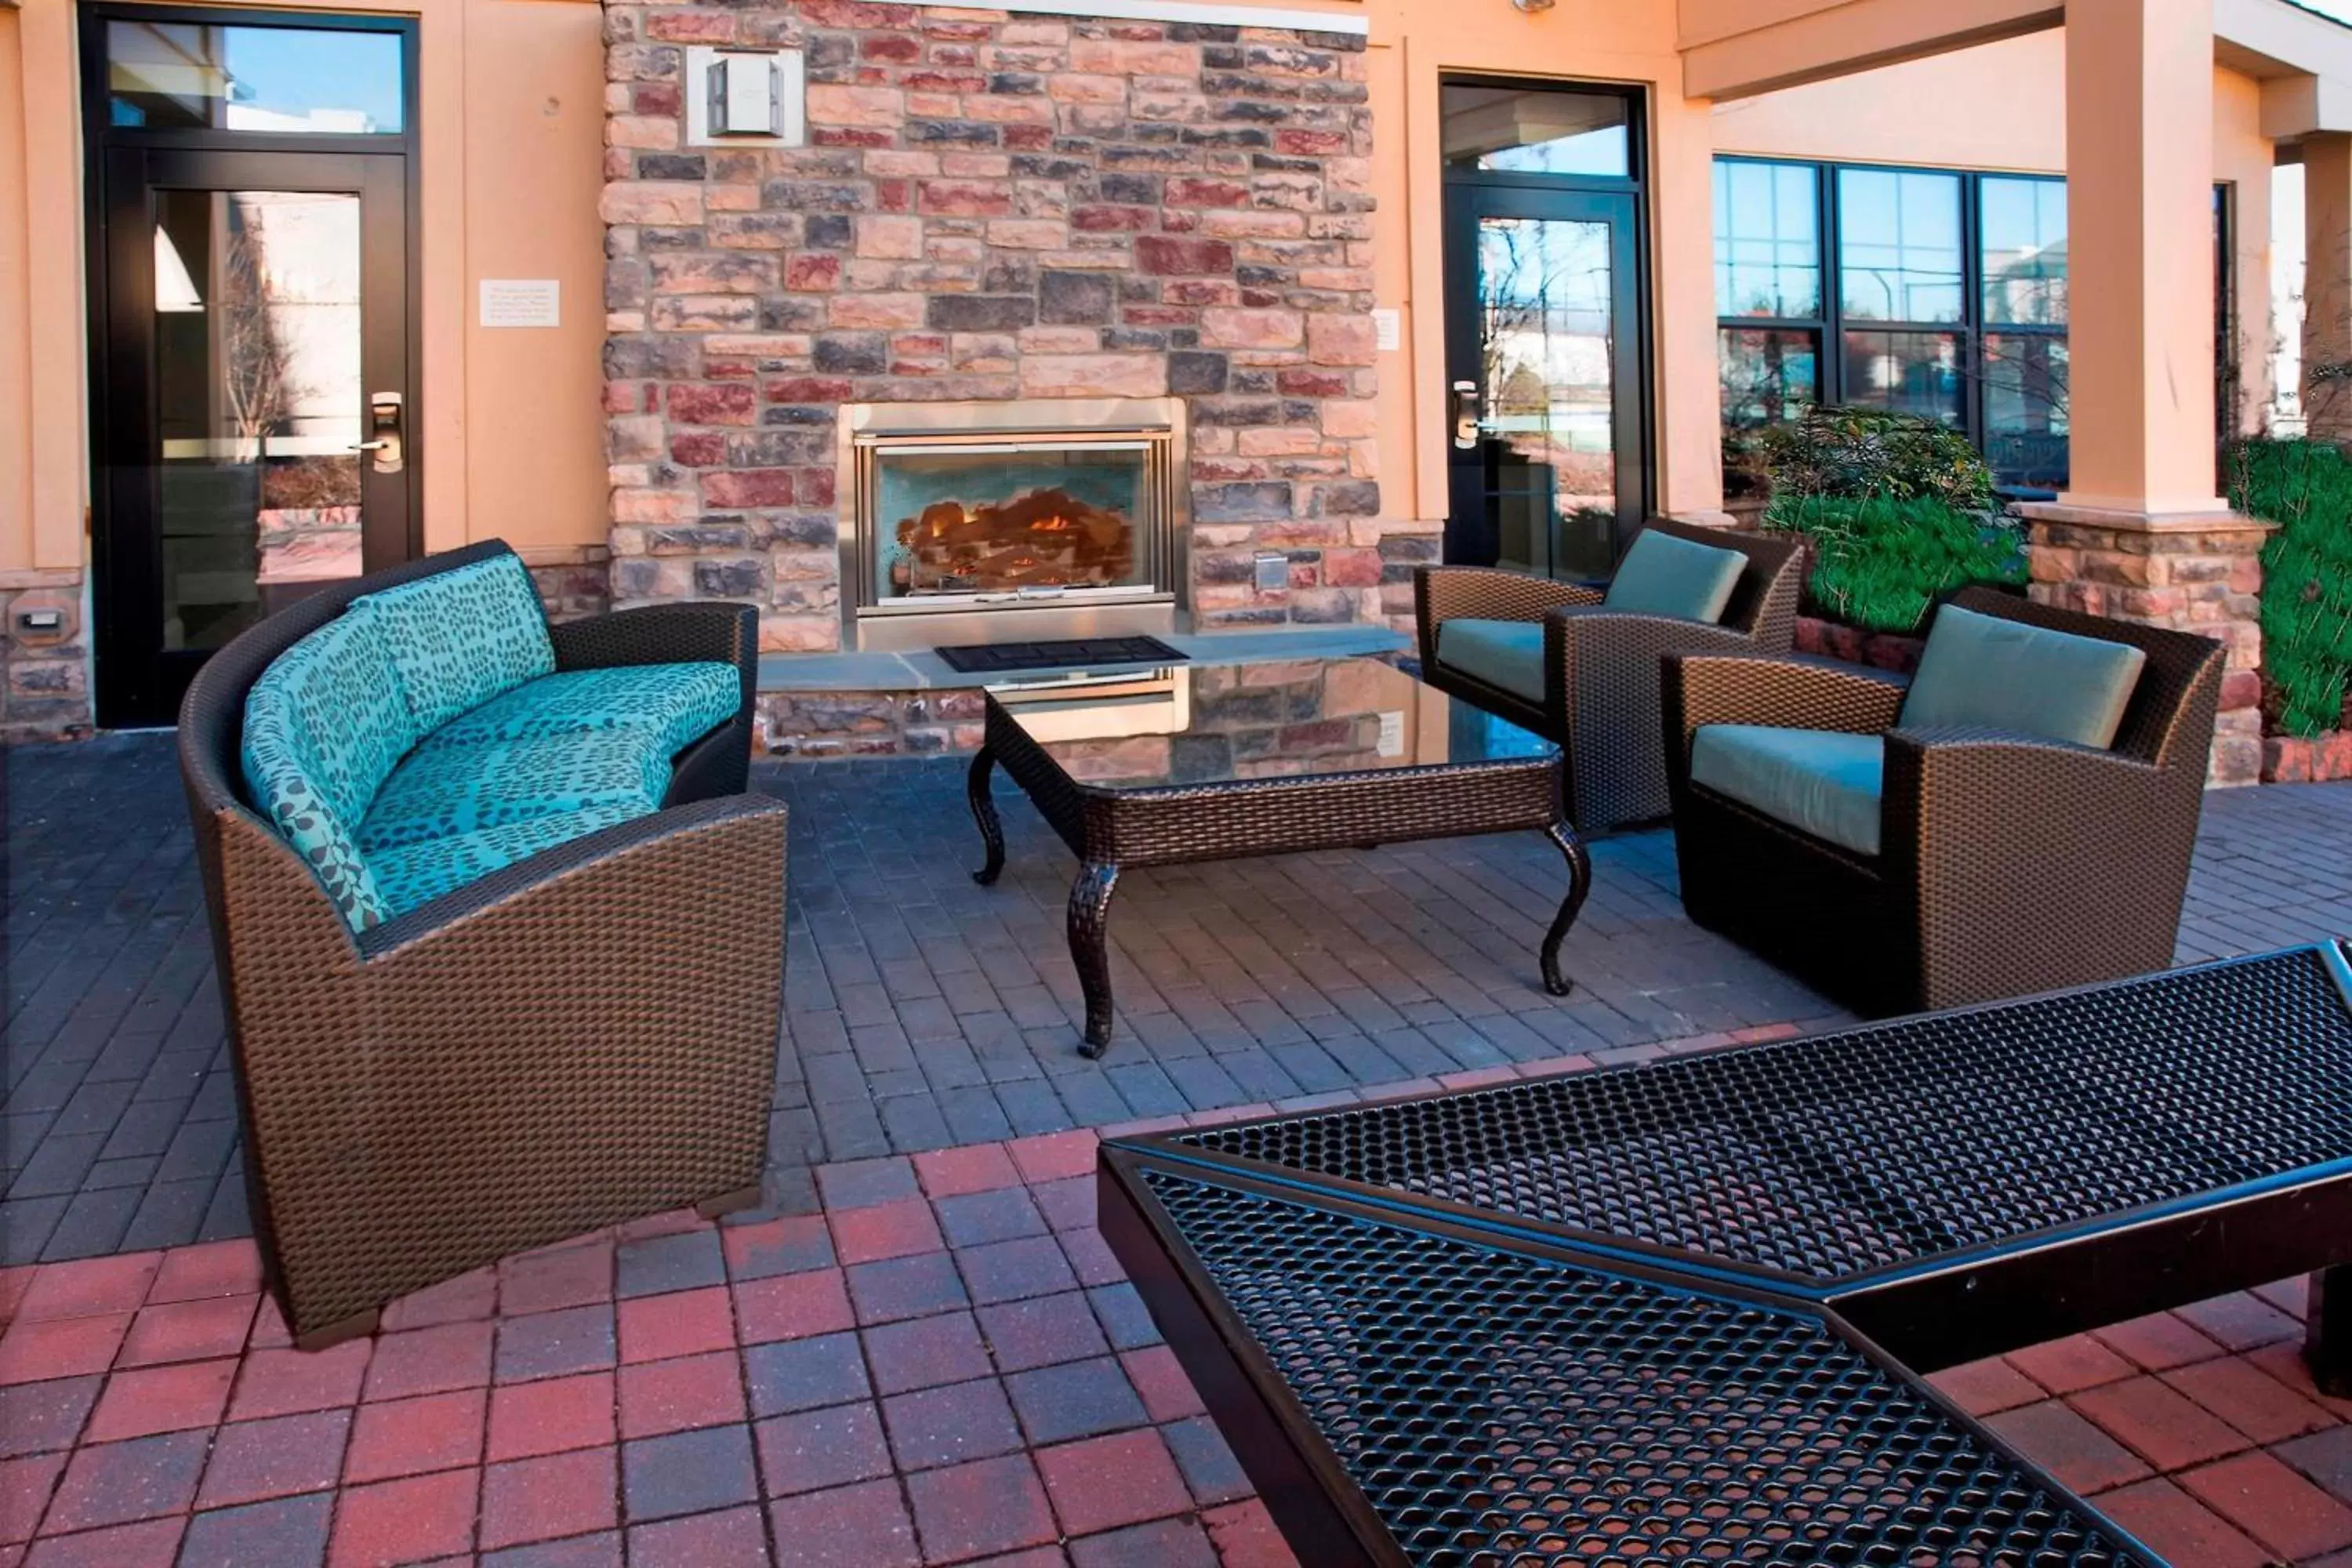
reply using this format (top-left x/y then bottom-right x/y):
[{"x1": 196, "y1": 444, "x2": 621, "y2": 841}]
[{"x1": 601, "y1": 0, "x2": 1403, "y2": 662}]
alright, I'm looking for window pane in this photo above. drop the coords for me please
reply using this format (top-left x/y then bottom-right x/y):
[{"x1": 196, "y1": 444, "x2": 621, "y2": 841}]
[
  {"x1": 1715, "y1": 161, "x2": 1820, "y2": 319},
  {"x1": 1985, "y1": 333, "x2": 2071, "y2": 488},
  {"x1": 1982, "y1": 176, "x2": 2067, "y2": 326},
  {"x1": 1441, "y1": 85, "x2": 1629, "y2": 178},
  {"x1": 1838, "y1": 169, "x2": 1962, "y2": 323},
  {"x1": 1841, "y1": 330, "x2": 1963, "y2": 424},
  {"x1": 108, "y1": 20, "x2": 404, "y2": 134},
  {"x1": 1719, "y1": 328, "x2": 1817, "y2": 426}
]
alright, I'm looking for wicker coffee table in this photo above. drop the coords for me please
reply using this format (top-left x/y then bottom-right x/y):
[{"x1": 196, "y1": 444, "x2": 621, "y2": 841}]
[
  {"x1": 965, "y1": 655, "x2": 1588, "y2": 1057},
  {"x1": 1100, "y1": 945, "x2": 2352, "y2": 1565}
]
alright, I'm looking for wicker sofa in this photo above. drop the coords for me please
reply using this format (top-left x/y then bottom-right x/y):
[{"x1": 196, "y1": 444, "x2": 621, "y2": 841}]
[
  {"x1": 178, "y1": 540, "x2": 789, "y2": 1348},
  {"x1": 1662, "y1": 586, "x2": 2223, "y2": 1018},
  {"x1": 1415, "y1": 519, "x2": 1804, "y2": 833}
]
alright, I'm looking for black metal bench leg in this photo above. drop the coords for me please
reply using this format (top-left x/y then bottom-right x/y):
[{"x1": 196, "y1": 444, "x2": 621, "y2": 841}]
[
  {"x1": 1539, "y1": 822, "x2": 1592, "y2": 996},
  {"x1": 968, "y1": 747, "x2": 1004, "y2": 886},
  {"x1": 1069, "y1": 861, "x2": 1120, "y2": 1059},
  {"x1": 2311, "y1": 1265, "x2": 2351, "y2": 1398}
]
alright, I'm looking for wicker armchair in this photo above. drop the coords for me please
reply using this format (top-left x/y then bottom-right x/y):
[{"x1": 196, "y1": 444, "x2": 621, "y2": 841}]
[
  {"x1": 1662, "y1": 586, "x2": 2224, "y2": 1018},
  {"x1": 1415, "y1": 520, "x2": 1804, "y2": 833},
  {"x1": 178, "y1": 543, "x2": 789, "y2": 1348}
]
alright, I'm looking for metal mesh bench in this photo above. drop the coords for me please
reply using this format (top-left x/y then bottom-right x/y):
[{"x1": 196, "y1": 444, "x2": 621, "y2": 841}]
[{"x1": 1100, "y1": 946, "x2": 2352, "y2": 1565}]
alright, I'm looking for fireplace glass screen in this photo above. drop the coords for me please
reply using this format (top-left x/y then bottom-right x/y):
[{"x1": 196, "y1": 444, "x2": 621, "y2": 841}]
[{"x1": 871, "y1": 442, "x2": 1154, "y2": 601}]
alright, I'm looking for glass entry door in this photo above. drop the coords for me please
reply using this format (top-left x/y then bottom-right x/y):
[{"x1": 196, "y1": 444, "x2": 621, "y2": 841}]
[
  {"x1": 1440, "y1": 84, "x2": 1647, "y2": 583},
  {"x1": 85, "y1": 9, "x2": 416, "y2": 728}
]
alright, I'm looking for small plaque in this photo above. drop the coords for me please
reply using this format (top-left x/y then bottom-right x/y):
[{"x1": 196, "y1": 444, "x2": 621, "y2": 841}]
[
  {"x1": 1373, "y1": 307, "x2": 1401, "y2": 352},
  {"x1": 479, "y1": 279, "x2": 561, "y2": 328},
  {"x1": 1377, "y1": 710, "x2": 1405, "y2": 757}
]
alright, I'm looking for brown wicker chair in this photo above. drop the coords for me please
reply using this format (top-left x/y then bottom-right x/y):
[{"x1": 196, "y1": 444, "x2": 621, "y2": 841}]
[
  {"x1": 1415, "y1": 519, "x2": 1803, "y2": 833},
  {"x1": 1662, "y1": 586, "x2": 2224, "y2": 1018},
  {"x1": 178, "y1": 541, "x2": 789, "y2": 1348}
]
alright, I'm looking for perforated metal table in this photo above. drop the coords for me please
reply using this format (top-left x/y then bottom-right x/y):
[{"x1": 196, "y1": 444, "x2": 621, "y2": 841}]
[{"x1": 1100, "y1": 946, "x2": 2352, "y2": 1566}]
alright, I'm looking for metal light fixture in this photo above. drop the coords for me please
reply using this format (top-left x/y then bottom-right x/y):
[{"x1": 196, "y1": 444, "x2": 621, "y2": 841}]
[
  {"x1": 686, "y1": 47, "x2": 804, "y2": 147},
  {"x1": 1512, "y1": 0, "x2": 1556, "y2": 13}
]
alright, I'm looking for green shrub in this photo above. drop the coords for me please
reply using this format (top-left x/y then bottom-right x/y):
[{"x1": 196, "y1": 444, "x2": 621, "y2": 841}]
[
  {"x1": 2227, "y1": 437, "x2": 2352, "y2": 739},
  {"x1": 1761, "y1": 494, "x2": 2028, "y2": 636},
  {"x1": 1759, "y1": 406, "x2": 1996, "y2": 511}
]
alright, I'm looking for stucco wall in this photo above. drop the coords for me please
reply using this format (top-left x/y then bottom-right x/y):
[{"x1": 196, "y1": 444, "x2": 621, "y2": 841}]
[{"x1": 0, "y1": 0, "x2": 611, "y2": 574}]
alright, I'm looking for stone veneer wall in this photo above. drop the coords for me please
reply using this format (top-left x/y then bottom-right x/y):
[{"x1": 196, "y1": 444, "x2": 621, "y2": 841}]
[
  {"x1": 1, "y1": 569, "x2": 92, "y2": 743},
  {"x1": 2022, "y1": 510, "x2": 2273, "y2": 785},
  {"x1": 600, "y1": 0, "x2": 1406, "y2": 653}
]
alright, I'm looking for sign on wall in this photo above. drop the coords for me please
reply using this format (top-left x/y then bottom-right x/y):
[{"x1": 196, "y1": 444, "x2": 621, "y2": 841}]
[{"x1": 479, "y1": 279, "x2": 561, "y2": 328}]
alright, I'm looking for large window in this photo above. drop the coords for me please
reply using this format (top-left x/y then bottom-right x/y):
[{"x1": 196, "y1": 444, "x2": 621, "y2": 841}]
[{"x1": 1714, "y1": 158, "x2": 2070, "y2": 491}]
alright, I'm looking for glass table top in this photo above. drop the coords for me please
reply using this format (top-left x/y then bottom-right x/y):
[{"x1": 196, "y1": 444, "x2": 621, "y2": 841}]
[{"x1": 989, "y1": 655, "x2": 1556, "y2": 788}]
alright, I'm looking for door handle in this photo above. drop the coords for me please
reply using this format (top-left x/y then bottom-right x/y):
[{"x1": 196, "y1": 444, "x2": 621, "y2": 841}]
[
  {"x1": 360, "y1": 392, "x2": 405, "y2": 474},
  {"x1": 1450, "y1": 380, "x2": 1480, "y2": 450}
]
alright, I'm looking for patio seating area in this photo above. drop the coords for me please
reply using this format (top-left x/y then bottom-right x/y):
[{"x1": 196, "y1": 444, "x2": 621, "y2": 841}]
[{"x1": 6, "y1": 724, "x2": 2352, "y2": 1562}]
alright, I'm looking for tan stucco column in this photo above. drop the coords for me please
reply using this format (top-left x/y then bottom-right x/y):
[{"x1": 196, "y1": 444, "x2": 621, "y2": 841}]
[
  {"x1": 2056, "y1": 0, "x2": 2227, "y2": 518},
  {"x1": 2020, "y1": 0, "x2": 2268, "y2": 783},
  {"x1": 2302, "y1": 132, "x2": 2352, "y2": 440}
]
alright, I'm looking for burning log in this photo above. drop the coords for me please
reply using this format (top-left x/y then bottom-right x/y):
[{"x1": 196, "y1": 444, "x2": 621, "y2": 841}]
[{"x1": 892, "y1": 486, "x2": 1135, "y2": 593}]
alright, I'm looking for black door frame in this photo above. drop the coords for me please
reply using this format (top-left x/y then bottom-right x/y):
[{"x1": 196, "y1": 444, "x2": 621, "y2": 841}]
[
  {"x1": 80, "y1": 3, "x2": 421, "y2": 727},
  {"x1": 1440, "y1": 77, "x2": 1654, "y2": 577}
]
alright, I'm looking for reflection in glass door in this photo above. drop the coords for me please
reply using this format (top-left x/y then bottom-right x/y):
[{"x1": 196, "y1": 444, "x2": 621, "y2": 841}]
[
  {"x1": 152, "y1": 187, "x2": 368, "y2": 652},
  {"x1": 1442, "y1": 84, "x2": 1646, "y2": 583},
  {"x1": 85, "y1": 9, "x2": 415, "y2": 728}
]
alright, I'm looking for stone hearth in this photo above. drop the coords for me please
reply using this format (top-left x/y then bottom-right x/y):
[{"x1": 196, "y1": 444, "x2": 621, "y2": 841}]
[{"x1": 601, "y1": 0, "x2": 1398, "y2": 655}]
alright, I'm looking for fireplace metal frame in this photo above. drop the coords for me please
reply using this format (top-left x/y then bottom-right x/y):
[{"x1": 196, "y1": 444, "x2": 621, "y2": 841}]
[{"x1": 840, "y1": 397, "x2": 1189, "y2": 652}]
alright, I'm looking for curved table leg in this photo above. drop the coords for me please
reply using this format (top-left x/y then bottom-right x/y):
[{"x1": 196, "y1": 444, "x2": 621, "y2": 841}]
[
  {"x1": 1069, "y1": 861, "x2": 1121, "y2": 1058},
  {"x1": 1539, "y1": 821, "x2": 1591, "y2": 997},
  {"x1": 968, "y1": 747, "x2": 1005, "y2": 887}
]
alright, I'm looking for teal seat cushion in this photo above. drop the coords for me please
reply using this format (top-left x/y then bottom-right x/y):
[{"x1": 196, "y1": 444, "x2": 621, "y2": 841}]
[
  {"x1": 426, "y1": 662, "x2": 739, "y2": 756},
  {"x1": 1690, "y1": 724, "x2": 1885, "y2": 857},
  {"x1": 239, "y1": 604, "x2": 419, "y2": 933},
  {"x1": 1436, "y1": 618, "x2": 1547, "y2": 704},
  {"x1": 368, "y1": 801, "x2": 648, "y2": 920},
  {"x1": 356, "y1": 553, "x2": 556, "y2": 734},
  {"x1": 1900, "y1": 604, "x2": 2147, "y2": 749},
  {"x1": 357, "y1": 728, "x2": 672, "y2": 851},
  {"x1": 1603, "y1": 529, "x2": 1745, "y2": 623}
]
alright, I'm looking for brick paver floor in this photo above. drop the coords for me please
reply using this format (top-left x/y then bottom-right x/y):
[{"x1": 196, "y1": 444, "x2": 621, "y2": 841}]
[
  {"x1": 2, "y1": 1098, "x2": 2351, "y2": 1565},
  {"x1": 11, "y1": 735, "x2": 2352, "y2": 1269},
  {"x1": 7, "y1": 735, "x2": 2352, "y2": 1562}
]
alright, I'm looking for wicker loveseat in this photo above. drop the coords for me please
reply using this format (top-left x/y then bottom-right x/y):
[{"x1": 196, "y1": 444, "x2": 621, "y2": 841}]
[
  {"x1": 1415, "y1": 520, "x2": 1804, "y2": 833},
  {"x1": 1663, "y1": 586, "x2": 2223, "y2": 1018},
  {"x1": 178, "y1": 540, "x2": 789, "y2": 1347}
]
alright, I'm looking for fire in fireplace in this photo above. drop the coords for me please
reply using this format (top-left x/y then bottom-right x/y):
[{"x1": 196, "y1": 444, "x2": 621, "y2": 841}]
[
  {"x1": 844, "y1": 398, "x2": 1185, "y2": 652},
  {"x1": 884, "y1": 459, "x2": 1143, "y2": 597}
]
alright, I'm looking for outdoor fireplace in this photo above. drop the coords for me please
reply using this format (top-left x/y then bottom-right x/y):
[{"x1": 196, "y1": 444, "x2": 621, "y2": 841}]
[{"x1": 843, "y1": 398, "x2": 1186, "y2": 652}]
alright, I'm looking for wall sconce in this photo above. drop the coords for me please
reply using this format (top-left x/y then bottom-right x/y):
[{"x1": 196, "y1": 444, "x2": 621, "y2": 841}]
[
  {"x1": 1512, "y1": 0, "x2": 1556, "y2": 12},
  {"x1": 685, "y1": 48, "x2": 805, "y2": 147}
]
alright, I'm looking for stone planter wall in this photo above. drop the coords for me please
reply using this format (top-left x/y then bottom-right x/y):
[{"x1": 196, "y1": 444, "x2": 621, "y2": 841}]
[
  {"x1": 600, "y1": 0, "x2": 1410, "y2": 653},
  {"x1": 1792, "y1": 615, "x2": 1925, "y2": 675},
  {"x1": 2261, "y1": 732, "x2": 2352, "y2": 782}
]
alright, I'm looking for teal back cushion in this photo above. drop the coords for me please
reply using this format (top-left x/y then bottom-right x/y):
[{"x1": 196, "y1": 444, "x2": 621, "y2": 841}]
[
  {"x1": 239, "y1": 604, "x2": 416, "y2": 932},
  {"x1": 1602, "y1": 529, "x2": 1746, "y2": 623},
  {"x1": 1900, "y1": 603, "x2": 2147, "y2": 749},
  {"x1": 358, "y1": 553, "x2": 556, "y2": 733}
]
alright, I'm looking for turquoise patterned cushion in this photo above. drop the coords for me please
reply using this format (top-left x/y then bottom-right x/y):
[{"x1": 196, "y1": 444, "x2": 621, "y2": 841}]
[
  {"x1": 238, "y1": 605, "x2": 418, "y2": 933},
  {"x1": 356, "y1": 728, "x2": 672, "y2": 851},
  {"x1": 426, "y1": 662, "x2": 739, "y2": 755},
  {"x1": 369, "y1": 801, "x2": 648, "y2": 919},
  {"x1": 357, "y1": 553, "x2": 556, "y2": 733}
]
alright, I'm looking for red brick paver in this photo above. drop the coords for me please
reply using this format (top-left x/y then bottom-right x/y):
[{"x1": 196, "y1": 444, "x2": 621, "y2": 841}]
[{"x1": 0, "y1": 1108, "x2": 2347, "y2": 1567}]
